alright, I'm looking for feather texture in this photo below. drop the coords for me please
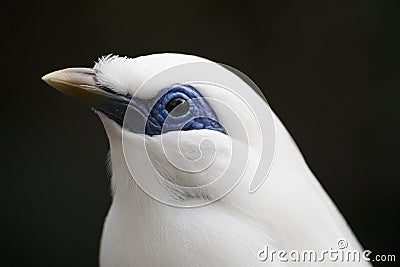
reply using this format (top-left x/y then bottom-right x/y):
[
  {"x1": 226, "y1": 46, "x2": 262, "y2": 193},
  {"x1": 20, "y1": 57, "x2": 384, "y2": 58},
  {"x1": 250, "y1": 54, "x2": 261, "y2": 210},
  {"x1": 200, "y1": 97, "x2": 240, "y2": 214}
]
[{"x1": 92, "y1": 54, "x2": 371, "y2": 266}]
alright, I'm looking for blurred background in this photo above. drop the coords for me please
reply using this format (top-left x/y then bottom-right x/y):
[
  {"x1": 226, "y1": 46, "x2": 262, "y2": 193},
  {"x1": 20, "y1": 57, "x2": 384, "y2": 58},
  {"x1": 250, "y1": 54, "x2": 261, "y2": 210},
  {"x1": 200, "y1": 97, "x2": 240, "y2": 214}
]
[{"x1": 2, "y1": 0, "x2": 399, "y2": 266}]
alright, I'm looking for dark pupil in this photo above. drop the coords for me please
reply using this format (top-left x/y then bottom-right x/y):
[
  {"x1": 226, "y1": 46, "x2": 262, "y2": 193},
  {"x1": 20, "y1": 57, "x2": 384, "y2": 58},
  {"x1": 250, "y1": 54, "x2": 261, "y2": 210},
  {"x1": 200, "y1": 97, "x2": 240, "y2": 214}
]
[{"x1": 165, "y1": 97, "x2": 189, "y2": 117}]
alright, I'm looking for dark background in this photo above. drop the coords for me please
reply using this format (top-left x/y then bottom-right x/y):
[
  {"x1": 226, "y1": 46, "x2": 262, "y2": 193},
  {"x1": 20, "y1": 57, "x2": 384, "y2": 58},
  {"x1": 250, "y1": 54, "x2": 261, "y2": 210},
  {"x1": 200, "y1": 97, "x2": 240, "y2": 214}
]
[{"x1": 2, "y1": 0, "x2": 399, "y2": 266}]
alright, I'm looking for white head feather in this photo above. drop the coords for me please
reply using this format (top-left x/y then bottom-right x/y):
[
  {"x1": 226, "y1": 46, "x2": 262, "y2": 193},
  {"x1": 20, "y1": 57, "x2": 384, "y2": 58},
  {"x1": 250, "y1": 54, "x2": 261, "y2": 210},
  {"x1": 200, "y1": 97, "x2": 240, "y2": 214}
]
[{"x1": 81, "y1": 54, "x2": 370, "y2": 266}]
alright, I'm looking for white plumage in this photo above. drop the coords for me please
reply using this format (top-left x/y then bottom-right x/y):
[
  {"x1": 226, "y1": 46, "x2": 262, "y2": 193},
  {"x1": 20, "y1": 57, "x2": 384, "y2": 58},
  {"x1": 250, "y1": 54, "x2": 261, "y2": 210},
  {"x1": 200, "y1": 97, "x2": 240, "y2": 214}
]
[{"x1": 43, "y1": 53, "x2": 371, "y2": 266}]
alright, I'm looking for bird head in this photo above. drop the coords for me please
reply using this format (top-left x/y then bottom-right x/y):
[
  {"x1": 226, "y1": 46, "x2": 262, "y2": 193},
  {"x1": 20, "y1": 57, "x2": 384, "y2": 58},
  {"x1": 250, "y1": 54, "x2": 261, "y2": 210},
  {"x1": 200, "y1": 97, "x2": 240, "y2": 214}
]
[{"x1": 42, "y1": 54, "x2": 275, "y2": 207}]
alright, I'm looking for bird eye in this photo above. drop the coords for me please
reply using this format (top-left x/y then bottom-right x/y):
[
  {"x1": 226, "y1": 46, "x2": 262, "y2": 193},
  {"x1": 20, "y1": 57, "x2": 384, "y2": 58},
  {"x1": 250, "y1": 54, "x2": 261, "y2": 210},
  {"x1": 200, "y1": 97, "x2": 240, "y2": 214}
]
[{"x1": 165, "y1": 97, "x2": 190, "y2": 117}]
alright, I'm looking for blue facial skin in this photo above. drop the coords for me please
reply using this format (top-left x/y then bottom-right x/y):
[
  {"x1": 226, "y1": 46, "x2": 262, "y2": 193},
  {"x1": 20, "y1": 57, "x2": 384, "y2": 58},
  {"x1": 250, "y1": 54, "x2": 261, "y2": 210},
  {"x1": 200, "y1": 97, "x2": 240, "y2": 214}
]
[
  {"x1": 145, "y1": 84, "x2": 225, "y2": 136},
  {"x1": 94, "y1": 84, "x2": 225, "y2": 136}
]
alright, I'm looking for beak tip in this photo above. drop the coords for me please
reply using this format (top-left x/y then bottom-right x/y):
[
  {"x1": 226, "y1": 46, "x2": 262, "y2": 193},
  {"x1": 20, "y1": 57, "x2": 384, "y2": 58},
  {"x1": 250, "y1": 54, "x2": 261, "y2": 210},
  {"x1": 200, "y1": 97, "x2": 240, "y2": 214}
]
[
  {"x1": 41, "y1": 73, "x2": 51, "y2": 82},
  {"x1": 41, "y1": 70, "x2": 68, "y2": 86}
]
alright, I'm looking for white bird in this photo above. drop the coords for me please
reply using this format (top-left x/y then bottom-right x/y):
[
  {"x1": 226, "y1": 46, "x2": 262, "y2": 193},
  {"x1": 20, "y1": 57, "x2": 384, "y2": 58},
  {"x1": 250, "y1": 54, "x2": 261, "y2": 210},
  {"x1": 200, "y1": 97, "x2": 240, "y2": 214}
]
[{"x1": 42, "y1": 54, "x2": 371, "y2": 266}]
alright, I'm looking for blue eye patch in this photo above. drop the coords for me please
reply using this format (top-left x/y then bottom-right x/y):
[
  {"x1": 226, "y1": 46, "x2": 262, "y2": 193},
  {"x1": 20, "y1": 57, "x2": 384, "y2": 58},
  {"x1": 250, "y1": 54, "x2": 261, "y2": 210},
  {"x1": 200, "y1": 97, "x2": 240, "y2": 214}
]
[
  {"x1": 145, "y1": 84, "x2": 225, "y2": 136},
  {"x1": 94, "y1": 84, "x2": 225, "y2": 136}
]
